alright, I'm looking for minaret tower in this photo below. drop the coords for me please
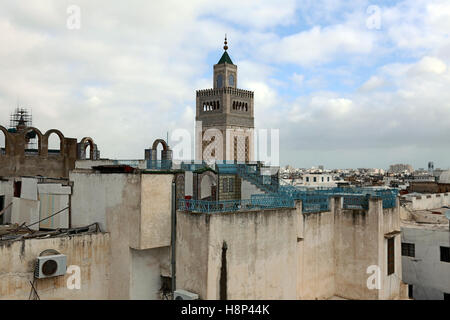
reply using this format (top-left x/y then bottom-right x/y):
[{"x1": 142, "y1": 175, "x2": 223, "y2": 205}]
[{"x1": 195, "y1": 36, "x2": 255, "y2": 162}]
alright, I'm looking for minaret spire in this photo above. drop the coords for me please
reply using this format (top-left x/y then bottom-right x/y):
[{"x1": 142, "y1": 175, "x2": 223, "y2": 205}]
[{"x1": 224, "y1": 34, "x2": 228, "y2": 51}]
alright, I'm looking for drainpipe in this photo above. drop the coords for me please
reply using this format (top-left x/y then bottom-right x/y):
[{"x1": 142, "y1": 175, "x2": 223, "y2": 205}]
[{"x1": 171, "y1": 180, "x2": 177, "y2": 296}]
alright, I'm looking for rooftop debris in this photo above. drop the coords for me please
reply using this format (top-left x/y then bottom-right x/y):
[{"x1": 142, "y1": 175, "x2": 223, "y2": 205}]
[{"x1": 0, "y1": 222, "x2": 101, "y2": 243}]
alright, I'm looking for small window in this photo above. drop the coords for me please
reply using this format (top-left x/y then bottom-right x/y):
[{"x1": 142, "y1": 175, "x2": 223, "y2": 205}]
[
  {"x1": 327, "y1": 177, "x2": 330, "y2": 182},
  {"x1": 14, "y1": 181, "x2": 22, "y2": 197},
  {"x1": 321, "y1": 177, "x2": 324, "y2": 182},
  {"x1": 216, "y1": 74, "x2": 223, "y2": 88},
  {"x1": 229, "y1": 74, "x2": 234, "y2": 86},
  {"x1": 222, "y1": 178, "x2": 228, "y2": 193},
  {"x1": 402, "y1": 243, "x2": 415, "y2": 257},
  {"x1": 306, "y1": 177, "x2": 309, "y2": 182},
  {"x1": 441, "y1": 246, "x2": 450, "y2": 263},
  {"x1": 408, "y1": 284, "x2": 413, "y2": 299},
  {"x1": 228, "y1": 178, "x2": 234, "y2": 193},
  {"x1": 313, "y1": 177, "x2": 317, "y2": 182},
  {"x1": 387, "y1": 238, "x2": 395, "y2": 275}
]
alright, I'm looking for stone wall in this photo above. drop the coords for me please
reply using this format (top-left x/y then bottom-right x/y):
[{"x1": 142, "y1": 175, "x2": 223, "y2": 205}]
[
  {"x1": 0, "y1": 126, "x2": 79, "y2": 178},
  {"x1": 0, "y1": 233, "x2": 110, "y2": 300},
  {"x1": 176, "y1": 197, "x2": 406, "y2": 300}
]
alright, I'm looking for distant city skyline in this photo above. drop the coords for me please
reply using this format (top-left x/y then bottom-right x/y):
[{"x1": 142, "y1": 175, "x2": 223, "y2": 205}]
[{"x1": 1, "y1": 1, "x2": 450, "y2": 169}]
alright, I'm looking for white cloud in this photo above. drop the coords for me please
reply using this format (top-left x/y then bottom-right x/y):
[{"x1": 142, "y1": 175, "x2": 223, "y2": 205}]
[
  {"x1": 260, "y1": 24, "x2": 375, "y2": 66},
  {"x1": 291, "y1": 73, "x2": 304, "y2": 87},
  {"x1": 359, "y1": 76, "x2": 386, "y2": 91}
]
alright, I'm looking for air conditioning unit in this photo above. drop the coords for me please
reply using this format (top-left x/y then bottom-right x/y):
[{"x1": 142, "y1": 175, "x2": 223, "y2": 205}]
[
  {"x1": 34, "y1": 254, "x2": 67, "y2": 279},
  {"x1": 174, "y1": 289, "x2": 199, "y2": 300}
]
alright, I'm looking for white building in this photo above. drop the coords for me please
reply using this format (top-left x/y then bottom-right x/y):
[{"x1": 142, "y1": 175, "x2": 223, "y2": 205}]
[
  {"x1": 400, "y1": 194, "x2": 450, "y2": 300},
  {"x1": 302, "y1": 173, "x2": 337, "y2": 187}
]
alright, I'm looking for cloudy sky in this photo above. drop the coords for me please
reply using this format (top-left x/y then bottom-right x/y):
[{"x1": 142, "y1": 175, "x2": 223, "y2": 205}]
[{"x1": 1, "y1": 0, "x2": 450, "y2": 170}]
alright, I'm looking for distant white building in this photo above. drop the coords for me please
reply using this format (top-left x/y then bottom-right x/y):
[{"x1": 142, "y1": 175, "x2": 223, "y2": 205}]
[
  {"x1": 400, "y1": 194, "x2": 450, "y2": 300},
  {"x1": 389, "y1": 164, "x2": 413, "y2": 174},
  {"x1": 303, "y1": 173, "x2": 337, "y2": 187}
]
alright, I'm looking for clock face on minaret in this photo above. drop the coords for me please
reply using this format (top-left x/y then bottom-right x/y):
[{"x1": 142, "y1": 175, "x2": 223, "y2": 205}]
[{"x1": 195, "y1": 36, "x2": 255, "y2": 163}]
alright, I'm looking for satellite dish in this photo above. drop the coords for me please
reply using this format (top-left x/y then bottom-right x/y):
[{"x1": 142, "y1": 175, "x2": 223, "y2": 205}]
[{"x1": 445, "y1": 209, "x2": 450, "y2": 221}]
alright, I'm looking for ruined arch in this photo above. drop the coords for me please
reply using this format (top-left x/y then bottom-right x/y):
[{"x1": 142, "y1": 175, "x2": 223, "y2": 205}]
[
  {"x1": 44, "y1": 129, "x2": 65, "y2": 155},
  {"x1": 80, "y1": 137, "x2": 95, "y2": 160},
  {"x1": 22, "y1": 127, "x2": 43, "y2": 155},
  {"x1": 152, "y1": 139, "x2": 169, "y2": 151},
  {"x1": 0, "y1": 125, "x2": 11, "y2": 156}
]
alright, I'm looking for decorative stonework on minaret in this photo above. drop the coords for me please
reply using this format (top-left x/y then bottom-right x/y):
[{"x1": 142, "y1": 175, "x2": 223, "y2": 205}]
[{"x1": 196, "y1": 36, "x2": 255, "y2": 162}]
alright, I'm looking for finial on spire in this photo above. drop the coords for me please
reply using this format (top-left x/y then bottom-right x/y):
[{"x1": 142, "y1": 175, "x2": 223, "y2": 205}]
[{"x1": 223, "y1": 34, "x2": 228, "y2": 51}]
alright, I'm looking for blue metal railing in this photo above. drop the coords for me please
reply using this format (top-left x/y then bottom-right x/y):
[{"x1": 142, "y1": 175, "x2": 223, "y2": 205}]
[
  {"x1": 235, "y1": 164, "x2": 279, "y2": 194},
  {"x1": 178, "y1": 197, "x2": 295, "y2": 214}
]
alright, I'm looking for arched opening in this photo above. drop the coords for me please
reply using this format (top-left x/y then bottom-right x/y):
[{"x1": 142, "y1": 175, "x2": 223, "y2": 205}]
[
  {"x1": 84, "y1": 142, "x2": 94, "y2": 160},
  {"x1": 81, "y1": 137, "x2": 95, "y2": 160},
  {"x1": 47, "y1": 132, "x2": 62, "y2": 155},
  {"x1": 200, "y1": 174, "x2": 213, "y2": 200},
  {"x1": 23, "y1": 128, "x2": 42, "y2": 156},
  {"x1": 150, "y1": 139, "x2": 170, "y2": 169}
]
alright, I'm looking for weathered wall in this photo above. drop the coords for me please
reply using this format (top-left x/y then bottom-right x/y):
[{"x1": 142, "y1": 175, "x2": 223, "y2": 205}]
[
  {"x1": 405, "y1": 193, "x2": 450, "y2": 210},
  {"x1": 298, "y1": 208, "x2": 336, "y2": 299},
  {"x1": 401, "y1": 227, "x2": 450, "y2": 300},
  {"x1": 0, "y1": 233, "x2": 110, "y2": 300},
  {"x1": 0, "y1": 127, "x2": 78, "y2": 179},
  {"x1": 334, "y1": 198, "x2": 403, "y2": 300},
  {"x1": 69, "y1": 171, "x2": 172, "y2": 299},
  {"x1": 176, "y1": 212, "x2": 210, "y2": 298},
  {"x1": 136, "y1": 174, "x2": 173, "y2": 249},
  {"x1": 176, "y1": 205, "x2": 300, "y2": 300},
  {"x1": 176, "y1": 197, "x2": 405, "y2": 300},
  {"x1": 208, "y1": 208, "x2": 298, "y2": 299},
  {"x1": 378, "y1": 202, "x2": 403, "y2": 300},
  {"x1": 130, "y1": 246, "x2": 171, "y2": 300},
  {"x1": 70, "y1": 171, "x2": 139, "y2": 299}
]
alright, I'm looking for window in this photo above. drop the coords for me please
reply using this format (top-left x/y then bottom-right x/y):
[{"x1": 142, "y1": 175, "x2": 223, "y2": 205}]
[
  {"x1": 229, "y1": 74, "x2": 234, "y2": 86},
  {"x1": 228, "y1": 178, "x2": 234, "y2": 193},
  {"x1": 313, "y1": 177, "x2": 317, "y2": 182},
  {"x1": 222, "y1": 178, "x2": 228, "y2": 193},
  {"x1": 402, "y1": 242, "x2": 415, "y2": 257},
  {"x1": 327, "y1": 177, "x2": 330, "y2": 182},
  {"x1": 387, "y1": 238, "x2": 395, "y2": 275},
  {"x1": 440, "y1": 246, "x2": 450, "y2": 263},
  {"x1": 408, "y1": 284, "x2": 413, "y2": 299},
  {"x1": 306, "y1": 177, "x2": 309, "y2": 182},
  {"x1": 216, "y1": 74, "x2": 223, "y2": 88},
  {"x1": 321, "y1": 177, "x2": 324, "y2": 182},
  {"x1": 14, "y1": 181, "x2": 21, "y2": 197}
]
